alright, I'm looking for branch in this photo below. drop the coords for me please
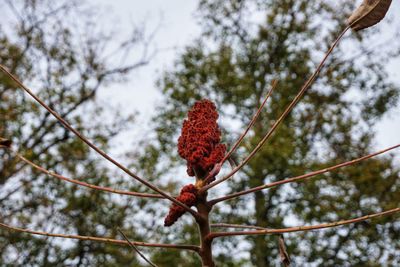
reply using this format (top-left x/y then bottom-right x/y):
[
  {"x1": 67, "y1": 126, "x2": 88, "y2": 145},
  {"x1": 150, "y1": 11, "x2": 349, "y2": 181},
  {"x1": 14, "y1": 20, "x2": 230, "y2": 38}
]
[
  {"x1": 200, "y1": 26, "x2": 351, "y2": 193},
  {"x1": 0, "y1": 64, "x2": 201, "y2": 221},
  {"x1": 16, "y1": 153, "x2": 165, "y2": 199},
  {"x1": 204, "y1": 80, "x2": 278, "y2": 184},
  {"x1": 0, "y1": 221, "x2": 200, "y2": 252},
  {"x1": 209, "y1": 143, "x2": 400, "y2": 205},
  {"x1": 221, "y1": 80, "x2": 278, "y2": 164},
  {"x1": 118, "y1": 229, "x2": 159, "y2": 267},
  {"x1": 209, "y1": 207, "x2": 400, "y2": 239},
  {"x1": 211, "y1": 223, "x2": 266, "y2": 231}
]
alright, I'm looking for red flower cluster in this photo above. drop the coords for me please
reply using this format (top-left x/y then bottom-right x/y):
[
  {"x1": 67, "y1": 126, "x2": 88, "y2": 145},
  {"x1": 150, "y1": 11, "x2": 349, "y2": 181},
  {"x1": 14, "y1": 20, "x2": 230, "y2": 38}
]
[
  {"x1": 165, "y1": 100, "x2": 225, "y2": 227},
  {"x1": 178, "y1": 99, "x2": 226, "y2": 178},
  {"x1": 164, "y1": 184, "x2": 198, "y2": 227}
]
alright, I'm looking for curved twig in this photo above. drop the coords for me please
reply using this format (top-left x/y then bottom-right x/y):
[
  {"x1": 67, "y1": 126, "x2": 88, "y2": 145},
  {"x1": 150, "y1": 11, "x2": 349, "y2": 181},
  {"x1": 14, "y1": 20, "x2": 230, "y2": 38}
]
[
  {"x1": 16, "y1": 153, "x2": 165, "y2": 199},
  {"x1": 221, "y1": 80, "x2": 277, "y2": 164},
  {"x1": 209, "y1": 207, "x2": 400, "y2": 239},
  {"x1": 209, "y1": 143, "x2": 400, "y2": 205},
  {"x1": 200, "y1": 26, "x2": 351, "y2": 193},
  {"x1": 203, "y1": 80, "x2": 278, "y2": 184},
  {"x1": 118, "y1": 229, "x2": 159, "y2": 267},
  {"x1": 211, "y1": 223, "x2": 266, "y2": 231},
  {"x1": 0, "y1": 64, "x2": 201, "y2": 220},
  {"x1": 0, "y1": 221, "x2": 200, "y2": 252}
]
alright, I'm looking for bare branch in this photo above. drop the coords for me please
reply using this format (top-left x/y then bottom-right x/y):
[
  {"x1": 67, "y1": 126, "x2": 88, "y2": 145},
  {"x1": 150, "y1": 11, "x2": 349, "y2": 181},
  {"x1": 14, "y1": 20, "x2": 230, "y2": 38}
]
[
  {"x1": 200, "y1": 26, "x2": 351, "y2": 193},
  {"x1": 0, "y1": 221, "x2": 200, "y2": 252},
  {"x1": 118, "y1": 228, "x2": 159, "y2": 267},
  {"x1": 209, "y1": 207, "x2": 400, "y2": 239},
  {"x1": 211, "y1": 223, "x2": 266, "y2": 231},
  {"x1": 221, "y1": 80, "x2": 278, "y2": 164},
  {"x1": 0, "y1": 64, "x2": 202, "y2": 221},
  {"x1": 203, "y1": 80, "x2": 278, "y2": 184},
  {"x1": 16, "y1": 153, "x2": 165, "y2": 199},
  {"x1": 210, "y1": 143, "x2": 400, "y2": 205}
]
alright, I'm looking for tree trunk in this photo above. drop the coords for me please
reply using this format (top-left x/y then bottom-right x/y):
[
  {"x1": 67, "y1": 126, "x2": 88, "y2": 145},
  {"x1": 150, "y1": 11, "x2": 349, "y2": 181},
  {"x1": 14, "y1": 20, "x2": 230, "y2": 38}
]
[{"x1": 252, "y1": 191, "x2": 269, "y2": 267}]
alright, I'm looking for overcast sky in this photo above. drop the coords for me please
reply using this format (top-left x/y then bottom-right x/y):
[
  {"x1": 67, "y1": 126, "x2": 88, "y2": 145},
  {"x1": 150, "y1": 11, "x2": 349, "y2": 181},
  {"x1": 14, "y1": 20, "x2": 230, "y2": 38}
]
[
  {"x1": 95, "y1": 0, "x2": 200, "y2": 119},
  {"x1": 93, "y1": 0, "x2": 400, "y2": 154}
]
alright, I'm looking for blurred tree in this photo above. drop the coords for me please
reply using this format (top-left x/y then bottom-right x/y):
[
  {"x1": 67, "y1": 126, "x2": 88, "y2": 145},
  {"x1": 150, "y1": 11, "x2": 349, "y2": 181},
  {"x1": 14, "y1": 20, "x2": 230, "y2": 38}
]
[
  {"x1": 147, "y1": 0, "x2": 400, "y2": 266},
  {"x1": 0, "y1": 0, "x2": 159, "y2": 265}
]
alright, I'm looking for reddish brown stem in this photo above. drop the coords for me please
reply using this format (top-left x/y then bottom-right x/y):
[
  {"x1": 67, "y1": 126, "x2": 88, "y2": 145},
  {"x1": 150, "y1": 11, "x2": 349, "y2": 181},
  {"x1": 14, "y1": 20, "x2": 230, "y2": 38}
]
[
  {"x1": 17, "y1": 153, "x2": 165, "y2": 199},
  {"x1": 209, "y1": 143, "x2": 400, "y2": 205},
  {"x1": 209, "y1": 207, "x2": 400, "y2": 239},
  {"x1": 0, "y1": 221, "x2": 200, "y2": 252},
  {"x1": 0, "y1": 64, "x2": 200, "y2": 220},
  {"x1": 196, "y1": 184, "x2": 215, "y2": 267},
  {"x1": 200, "y1": 26, "x2": 351, "y2": 194},
  {"x1": 211, "y1": 223, "x2": 266, "y2": 231},
  {"x1": 195, "y1": 193, "x2": 215, "y2": 267}
]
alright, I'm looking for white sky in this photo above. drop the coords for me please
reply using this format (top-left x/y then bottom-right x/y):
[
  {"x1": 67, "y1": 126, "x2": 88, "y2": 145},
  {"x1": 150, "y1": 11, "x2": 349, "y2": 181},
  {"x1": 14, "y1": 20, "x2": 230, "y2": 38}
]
[
  {"x1": 95, "y1": 0, "x2": 200, "y2": 121},
  {"x1": 92, "y1": 0, "x2": 400, "y2": 153}
]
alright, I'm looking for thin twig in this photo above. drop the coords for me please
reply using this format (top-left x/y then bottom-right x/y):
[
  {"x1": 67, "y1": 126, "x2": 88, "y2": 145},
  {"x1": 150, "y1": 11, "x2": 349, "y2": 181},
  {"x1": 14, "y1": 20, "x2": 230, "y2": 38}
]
[
  {"x1": 209, "y1": 207, "x2": 400, "y2": 238},
  {"x1": 210, "y1": 223, "x2": 266, "y2": 231},
  {"x1": 118, "y1": 228, "x2": 159, "y2": 267},
  {"x1": 0, "y1": 221, "x2": 200, "y2": 252},
  {"x1": 200, "y1": 26, "x2": 351, "y2": 193},
  {"x1": 204, "y1": 80, "x2": 278, "y2": 184},
  {"x1": 209, "y1": 143, "x2": 400, "y2": 205},
  {"x1": 16, "y1": 153, "x2": 165, "y2": 199},
  {"x1": 222, "y1": 80, "x2": 277, "y2": 163},
  {"x1": 0, "y1": 64, "x2": 201, "y2": 220}
]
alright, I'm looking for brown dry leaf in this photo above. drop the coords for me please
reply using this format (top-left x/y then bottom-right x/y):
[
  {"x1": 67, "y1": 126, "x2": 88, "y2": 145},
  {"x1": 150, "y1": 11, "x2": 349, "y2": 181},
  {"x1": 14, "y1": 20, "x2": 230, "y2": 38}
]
[
  {"x1": 348, "y1": 0, "x2": 392, "y2": 31},
  {"x1": 0, "y1": 137, "x2": 12, "y2": 149}
]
